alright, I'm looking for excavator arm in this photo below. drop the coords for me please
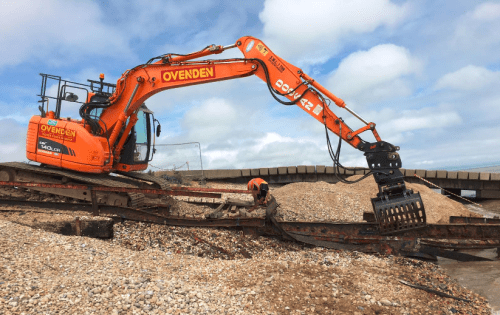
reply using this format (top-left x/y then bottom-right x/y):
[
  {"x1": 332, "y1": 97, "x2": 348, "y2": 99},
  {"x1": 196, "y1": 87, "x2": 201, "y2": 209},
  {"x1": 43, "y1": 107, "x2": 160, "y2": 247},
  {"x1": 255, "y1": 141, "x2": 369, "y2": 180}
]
[{"x1": 103, "y1": 38, "x2": 376, "y2": 154}]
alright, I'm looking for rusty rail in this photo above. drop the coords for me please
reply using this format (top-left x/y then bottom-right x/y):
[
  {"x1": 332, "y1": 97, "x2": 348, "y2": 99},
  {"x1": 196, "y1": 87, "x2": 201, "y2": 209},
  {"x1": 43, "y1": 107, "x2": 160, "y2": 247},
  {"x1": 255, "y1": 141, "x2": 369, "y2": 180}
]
[
  {"x1": 277, "y1": 221, "x2": 500, "y2": 254},
  {"x1": 169, "y1": 186, "x2": 251, "y2": 194},
  {"x1": 449, "y1": 216, "x2": 500, "y2": 224},
  {"x1": 1, "y1": 192, "x2": 499, "y2": 257},
  {"x1": 0, "y1": 181, "x2": 223, "y2": 199},
  {"x1": 0, "y1": 198, "x2": 265, "y2": 227}
]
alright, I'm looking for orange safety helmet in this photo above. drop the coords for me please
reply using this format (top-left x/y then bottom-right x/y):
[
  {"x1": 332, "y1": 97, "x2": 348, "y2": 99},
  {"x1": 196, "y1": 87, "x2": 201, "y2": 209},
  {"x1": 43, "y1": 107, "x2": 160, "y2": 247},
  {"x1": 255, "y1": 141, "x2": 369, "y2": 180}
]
[{"x1": 247, "y1": 178, "x2": 268, "y2": 191}]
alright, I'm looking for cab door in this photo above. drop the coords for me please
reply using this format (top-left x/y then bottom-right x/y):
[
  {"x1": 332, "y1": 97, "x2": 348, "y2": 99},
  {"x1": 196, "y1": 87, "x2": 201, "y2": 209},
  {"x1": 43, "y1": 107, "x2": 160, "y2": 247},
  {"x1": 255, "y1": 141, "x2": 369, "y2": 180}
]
[{"x1": 118, "y1": 105, "x2": 153, "y2": 169}]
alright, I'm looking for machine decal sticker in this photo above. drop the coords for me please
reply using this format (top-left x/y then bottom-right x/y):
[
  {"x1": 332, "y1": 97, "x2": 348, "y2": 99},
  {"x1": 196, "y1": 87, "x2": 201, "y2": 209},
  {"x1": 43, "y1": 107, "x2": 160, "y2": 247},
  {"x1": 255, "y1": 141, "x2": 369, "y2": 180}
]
[
  {"x1": 300, "y1": 98, "x2": 314, "y2": 110},
  {"x1": 37, "y1": 137, "x2": 74, "y2": 156},
  {"x1": 313, "y1": 105, "x2": 323, "y2": 115},
  {"x1": 245, "y1": 40, "x2": 254, "y2": 52},
  {"x1": 161, "y1": 66, "x2": 215, "y2": 83},
  {"x1": 256, "y1": 43, "x2": 269, "y2": 56},
  {"x1": 38, "y1": 124, "x2": 77, "y2": 142},
  {"x1": 275, "y1": 79, "x2": 302, "y2": 100},
  {"x1": 275, "y1": 79, "x2": 322, "y2": 116},
  {"x1": 268, "y1": 55, "x2": 285, "y2": 73},
  {"x1": 47, "y1": 119, "x2": 57, "y2": 126}
]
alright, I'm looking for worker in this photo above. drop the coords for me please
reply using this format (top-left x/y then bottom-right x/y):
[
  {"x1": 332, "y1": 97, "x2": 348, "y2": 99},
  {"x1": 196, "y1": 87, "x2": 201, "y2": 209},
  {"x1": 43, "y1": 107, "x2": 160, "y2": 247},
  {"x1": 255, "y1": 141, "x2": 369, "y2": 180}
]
[{"x1": 247, "y1": 178, "x2": 270, "y2": 205}]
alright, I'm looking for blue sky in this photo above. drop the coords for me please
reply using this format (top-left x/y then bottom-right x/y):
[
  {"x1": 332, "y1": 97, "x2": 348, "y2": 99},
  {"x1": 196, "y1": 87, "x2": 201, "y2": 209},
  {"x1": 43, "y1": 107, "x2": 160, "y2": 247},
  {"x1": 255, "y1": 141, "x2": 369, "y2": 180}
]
[{"x1": 1, "y1": 0, "x2": 499, "y2": 171}]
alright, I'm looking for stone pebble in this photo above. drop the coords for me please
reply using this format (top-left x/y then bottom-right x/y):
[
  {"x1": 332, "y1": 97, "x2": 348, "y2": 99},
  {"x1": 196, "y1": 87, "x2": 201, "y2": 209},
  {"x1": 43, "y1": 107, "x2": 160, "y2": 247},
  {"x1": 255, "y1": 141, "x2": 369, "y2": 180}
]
[{"x1": 0, "y1": 218, "x2": 492, "y2": 314}]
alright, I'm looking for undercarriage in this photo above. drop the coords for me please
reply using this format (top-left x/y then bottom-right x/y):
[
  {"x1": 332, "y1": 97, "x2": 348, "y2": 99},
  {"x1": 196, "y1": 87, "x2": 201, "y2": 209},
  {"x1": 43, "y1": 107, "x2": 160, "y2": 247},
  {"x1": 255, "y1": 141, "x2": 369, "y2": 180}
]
[{"x1": 0, "y1": 162, "x2": 172, "y2": 207}]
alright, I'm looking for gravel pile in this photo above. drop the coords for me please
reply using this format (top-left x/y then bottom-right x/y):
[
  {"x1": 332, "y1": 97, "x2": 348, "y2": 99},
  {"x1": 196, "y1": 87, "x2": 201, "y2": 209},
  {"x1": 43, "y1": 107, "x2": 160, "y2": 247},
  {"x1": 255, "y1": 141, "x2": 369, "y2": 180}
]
[
  {"x1": 273, "y1": 175, "x2": 480, "y2": 223},
  {"x1": 0, "y1": 219, "x2": 493, "y2": 315}
]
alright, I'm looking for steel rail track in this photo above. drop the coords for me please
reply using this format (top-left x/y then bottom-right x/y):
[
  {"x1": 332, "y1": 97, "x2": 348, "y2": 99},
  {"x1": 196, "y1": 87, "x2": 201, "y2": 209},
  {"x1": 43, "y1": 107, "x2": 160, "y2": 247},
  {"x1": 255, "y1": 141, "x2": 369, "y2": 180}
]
[
  {"x1": 0, "y1": 162, "x2": 251, "y2": 208},
  {"x1": 1, "y1": 196, "x2": 499, "y2": 257},
  {"x1": 0, "y1": 181, "x2": 224, "y2": 199}
]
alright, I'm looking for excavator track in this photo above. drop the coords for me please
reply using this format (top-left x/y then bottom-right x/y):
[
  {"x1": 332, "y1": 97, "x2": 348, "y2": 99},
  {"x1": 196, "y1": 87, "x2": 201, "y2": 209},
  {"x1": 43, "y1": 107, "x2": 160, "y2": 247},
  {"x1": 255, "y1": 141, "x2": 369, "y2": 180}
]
[
  {"x1": 0, "y1": 162, "x2": 168, "y2": 207},
  {"x1": 116, "y1": 171, "x2": 171, "y2": 190},
  {"x1": 127, "y1": 192, "x2": 146, "y2": 208}
]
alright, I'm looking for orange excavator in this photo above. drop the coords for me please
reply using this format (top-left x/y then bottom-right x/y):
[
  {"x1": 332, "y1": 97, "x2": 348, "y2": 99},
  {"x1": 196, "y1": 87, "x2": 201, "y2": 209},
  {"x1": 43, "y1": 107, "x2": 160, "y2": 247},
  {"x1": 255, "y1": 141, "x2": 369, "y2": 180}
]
[{"x1": 2, "y1": 36, "x2": 425, "y2": 233}]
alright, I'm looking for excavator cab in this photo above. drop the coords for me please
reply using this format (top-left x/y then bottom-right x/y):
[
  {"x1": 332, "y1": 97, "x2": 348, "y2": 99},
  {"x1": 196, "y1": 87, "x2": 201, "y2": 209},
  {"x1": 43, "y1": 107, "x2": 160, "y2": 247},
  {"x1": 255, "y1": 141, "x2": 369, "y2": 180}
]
[
  {"x1": 118, "y1": 105, "x2": 156, "y2": 166},
  {"x1": 30, "y1": 73, "x2": 159, "y2": 173}
]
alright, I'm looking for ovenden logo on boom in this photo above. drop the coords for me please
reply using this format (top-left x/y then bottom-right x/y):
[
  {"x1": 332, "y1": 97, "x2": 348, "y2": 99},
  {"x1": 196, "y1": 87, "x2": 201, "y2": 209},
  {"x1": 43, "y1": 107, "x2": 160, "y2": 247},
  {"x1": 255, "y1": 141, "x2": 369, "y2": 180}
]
[{"x1": 161, "y1": 66, "x2": 215, "y2": 83}]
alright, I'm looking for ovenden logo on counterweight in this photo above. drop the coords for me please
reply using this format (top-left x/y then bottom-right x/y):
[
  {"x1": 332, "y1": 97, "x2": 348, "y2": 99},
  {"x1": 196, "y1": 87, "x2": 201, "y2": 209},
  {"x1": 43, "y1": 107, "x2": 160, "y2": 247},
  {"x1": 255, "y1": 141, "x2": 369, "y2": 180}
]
[{"x1": 161, "y1": 66, "x2": 215, "y2": 83}]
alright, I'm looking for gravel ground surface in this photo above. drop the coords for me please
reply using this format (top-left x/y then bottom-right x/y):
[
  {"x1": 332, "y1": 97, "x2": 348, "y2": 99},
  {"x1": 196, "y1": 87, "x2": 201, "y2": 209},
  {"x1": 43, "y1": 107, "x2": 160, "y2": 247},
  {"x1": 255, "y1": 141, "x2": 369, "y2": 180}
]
[
  {"x1": 0, "y1": 177, "x2": 494, "y2": 314},
  {"x1": 0, "y1": 217, "x2": 493, "y2": 314}
]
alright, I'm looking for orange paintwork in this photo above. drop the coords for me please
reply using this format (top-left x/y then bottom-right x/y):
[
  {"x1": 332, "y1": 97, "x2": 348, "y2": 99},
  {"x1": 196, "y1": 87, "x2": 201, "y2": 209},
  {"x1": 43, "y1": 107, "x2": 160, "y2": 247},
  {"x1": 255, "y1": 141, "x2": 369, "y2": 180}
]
[
  {"x1": 27, "y1": 115, "x2": 112, "y2": 173},
  {"x1": 86, "y1": 92, "x2": 96, "y2": 103},
  {"x1": 28, "y1": 36, "x2": 383, "y2": 174},
  {"x1": 26, "y1": 116, "x2": 41, "y2": 155},
  {"x1": 115, "y1": 163, "x2": 148, "y2": 172},
  {"x1": 348, "y1": 123, "x2": 381, "y2": 142}
]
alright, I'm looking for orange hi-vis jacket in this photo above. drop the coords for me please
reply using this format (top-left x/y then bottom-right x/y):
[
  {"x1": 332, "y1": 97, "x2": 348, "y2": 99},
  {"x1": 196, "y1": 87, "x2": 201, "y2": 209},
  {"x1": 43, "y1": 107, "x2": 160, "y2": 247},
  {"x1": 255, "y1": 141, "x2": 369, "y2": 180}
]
[{"x1": 247, "y1": 178, "x2": 268, "y2": 191}]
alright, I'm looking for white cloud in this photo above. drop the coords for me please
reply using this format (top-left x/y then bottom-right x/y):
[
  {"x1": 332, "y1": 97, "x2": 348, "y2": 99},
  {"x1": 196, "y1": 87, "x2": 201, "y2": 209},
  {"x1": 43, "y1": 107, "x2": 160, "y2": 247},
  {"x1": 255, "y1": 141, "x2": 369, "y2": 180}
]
[
  {"x1": 203, "y1": 149, "x2": 239, "y2": 168},
  {"x1": 391, "y1": 109, "x2": 461, "y2": 132},
  {"x1": 252, "y1": 132, "x2": 296, "y2": 152},
  {"x1": 472, "y1": 2, "x2": 500, "y2": 21},
  {"x1": 0, "y1": 118, "x2": 29, "y2": 163},
  {"x1": 181, "y1": 97, "x2": 240, "y2": 142},
  {"x1": 326, "y1": 44, "x2": 421, "y2": 106},
  {"x1": 0, "y1": 100, "x2": 38, "y2": 124},
  {"x1": 402, "y1": 124, "x2": 500, "y2": 169},
  {"x1": 435, "y1": 65, "x2": 500, "y2": 91},
  {"x1": 450, "y1": 2, "x2": 500, "y2": 64},
  {"x1": 0, "y1": 115, "x2": 30, "y2": 124},
  {"x1": 259, "y1": 0, "x2": 411, "y2": 64},
  {"x1": 0, "y1": 0, "x2": 131, "y2": 69},
  {"x1": 361, "y1": 104, "x2": 462, "y2": 148},
  {"x1": 229, "y1": 133, "x2": 333, "y2": 169}
]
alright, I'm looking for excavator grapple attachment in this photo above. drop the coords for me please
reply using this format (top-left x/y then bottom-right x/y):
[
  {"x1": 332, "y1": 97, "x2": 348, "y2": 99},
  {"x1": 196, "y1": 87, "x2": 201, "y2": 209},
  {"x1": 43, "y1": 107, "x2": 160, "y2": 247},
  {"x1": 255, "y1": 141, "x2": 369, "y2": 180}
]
[
  {"x1": 364, "y1": 141, "x2": 427, "y2": 234},
  {"x1": 372, "y1": 191, "x2": 426, "y2": 235}
]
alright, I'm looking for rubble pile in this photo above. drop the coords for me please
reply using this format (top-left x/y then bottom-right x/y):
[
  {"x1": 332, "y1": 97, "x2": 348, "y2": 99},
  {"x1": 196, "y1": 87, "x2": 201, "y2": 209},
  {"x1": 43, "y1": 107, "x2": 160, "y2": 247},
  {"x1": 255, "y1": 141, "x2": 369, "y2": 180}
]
[
  {"x1": 273, "y1": 175, "x2": 480, "y2": 223},
  {"x1": 112, "y1": 222, "x2": 303, "y2": 259}
]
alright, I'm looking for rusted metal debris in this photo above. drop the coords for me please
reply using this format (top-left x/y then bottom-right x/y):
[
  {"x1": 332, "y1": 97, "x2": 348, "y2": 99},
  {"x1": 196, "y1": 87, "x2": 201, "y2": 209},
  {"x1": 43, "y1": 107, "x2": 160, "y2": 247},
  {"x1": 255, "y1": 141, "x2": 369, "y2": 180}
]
[
  {"x1": 277, "y1": 221, "x2": 500, "y2": 254},
  {"x1": 398, "y1": 279, "x2": 472, "y2": 303},
  {"x1": 169, "y1": 186, "x2": 251, "y2": 194},
  {"x1": 5, "y1": 212, "x2": 114, "y2": 239},
  {"x1": 449, "y1": 216, "x2": 500, "y2": 224},
  {"x1": 191, "y1": 232, "x2": 234, "y2": 258},
  {"x1": 0, "y1": 180, "x2": 242, "y2": 199},
  {"x1": 1, "y1": 187, "x2": 500, "y2": 257},
  {"x1": 0, "y1": 198, "x2": 266, "y2": 227}
]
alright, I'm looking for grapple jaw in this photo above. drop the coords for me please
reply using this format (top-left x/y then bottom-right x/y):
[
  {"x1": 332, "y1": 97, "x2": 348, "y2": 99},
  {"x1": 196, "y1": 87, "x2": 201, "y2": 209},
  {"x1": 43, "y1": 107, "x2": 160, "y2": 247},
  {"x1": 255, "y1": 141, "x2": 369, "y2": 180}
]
[
  {"x1": 372, "y1": 190, "x2": 426, "y2": 235},
  {"x1": 363, "y1": 141, "x2": 427, "y2": 235}
]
